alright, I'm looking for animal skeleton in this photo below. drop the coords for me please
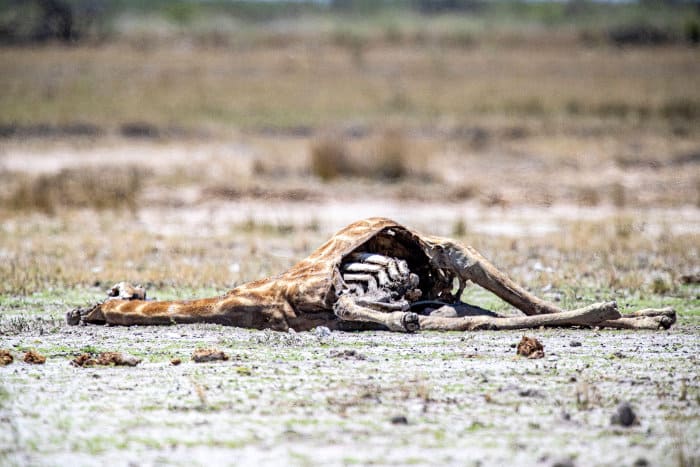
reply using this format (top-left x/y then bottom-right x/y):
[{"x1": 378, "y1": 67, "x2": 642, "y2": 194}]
[{"x1": 67, "y1": 218, "x2": 675, "y2": 332}]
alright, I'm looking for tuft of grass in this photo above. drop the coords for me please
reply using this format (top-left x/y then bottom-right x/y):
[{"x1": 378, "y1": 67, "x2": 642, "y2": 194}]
[
  {"x1": 371, "y1": 128, "x2": 408, "y2": 181},
  {"x1": 452, "y1": 219, "x2": 467, "y2": 237},
  {"x1": 5, "y1": 165, "x2": 148, "y2": 214},
  {"x1": 650, "y1": 276, "x2": 672, "y2": 295},
  {"x1": 309, "y1": 138, "x2": 354, "y2": 181}
]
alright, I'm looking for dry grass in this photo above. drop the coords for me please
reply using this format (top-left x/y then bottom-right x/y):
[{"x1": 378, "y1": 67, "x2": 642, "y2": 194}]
[
  {"x1": 0, "y1": 208, "x2": 696, "y2": 314},
  {"x1": 371, "y1": 128, "x2": 408, "y2": 181},
  {"x1": 309, "y1": 138, "x2": 354, "y2": 181},
  {"x1": 309, "y1": 129, "x2": 411, "y2": 182},
  {"x1": 0, "y1": 43, "x2": 698, "y2": 131},
  {"x1": 4, "y1": 165, "x2": 147, "y2": 214}
]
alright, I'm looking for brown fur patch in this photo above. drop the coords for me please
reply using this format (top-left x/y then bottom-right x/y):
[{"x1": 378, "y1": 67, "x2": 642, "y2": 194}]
[
  {"x1": 517, "y1": 336, "x2": 545, "y2": 359},
  {"x1": 23, "y1": 350, "x2": 46, "y2": 364}
]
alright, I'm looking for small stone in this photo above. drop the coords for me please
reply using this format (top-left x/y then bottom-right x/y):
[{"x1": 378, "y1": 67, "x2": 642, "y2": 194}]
[
  {"x1": 390, "y1": 415, "x2": 408, "y2": 425},
  {"x1": 551, "y1": 458, "x2": 575, "y2": 467},
  {"x1": 329, "y1": 349, "x2": 367, "y2": 360},
  {"x1": 313, "y1": 326, "x2": 332, "y2": 338},
  {"x1": 171, "y1": 358, "x2": 182, "y2": 366},
  {"x1": 633, "y1": 458, "x2": 649, "y2": 467},
  {"x1": 518, "y1": 388, "x2": 543, "y2": 398},
  {"x1": 611, "y1": 401, "x2": 639, "y2": 427},
  {"x1": 569, "y1": 341, "x2": 582, "y2": 347}
]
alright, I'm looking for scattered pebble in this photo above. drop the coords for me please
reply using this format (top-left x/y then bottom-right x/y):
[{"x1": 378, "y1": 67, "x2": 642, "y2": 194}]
[
  {"x1": 551, "y1": 458, "x2": 575, "y2": 467},
  {"x1": 192, "y1": 348, "x2": 229, "y2": 363},
  {"x1": 516, "y1": 336, "x2": 545, "y2": 359},
  {"x1": 313, "y1": 326, "x2": 332, "y2": 338},
  {"x1": 171, "y1": 358, "x2": 182, "y2": 366},
  {"x1": 390, "y1": 415, "x2": 408, "y2": 425},
  {"x1": 518, "y1": 388, "x2": 543, "y2": 398},
  {"x1": 329, "y1": 349, "x2": 367, "y2": 360},
  {"x1": 569, "y1": 341, "x2": 582, "y2": 347},
  {"x1": 23, "y1": 350, "x2": 46, "y2": 364},
  {"x1": 611, "y1": 402, "x2": 639, "y2": 427},
  {"x1": 0, "y1": 349, "x2": 13, "y2": 366}
]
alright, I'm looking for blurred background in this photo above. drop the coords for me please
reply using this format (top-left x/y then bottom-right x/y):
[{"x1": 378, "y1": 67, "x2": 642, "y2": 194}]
[{"x1": 0, "y1": 0, "x2": 698, "y2": 301}]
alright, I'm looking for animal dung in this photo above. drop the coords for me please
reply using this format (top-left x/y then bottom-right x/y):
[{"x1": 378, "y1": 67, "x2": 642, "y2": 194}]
[
  {"x1": 23, "y1": 350, "x2": 46, "y2": 364},
  {"x1": 192, "y1": 348, "x2": 230, "y2": 363},
  {"x1": 516, "y1": 336, "x2": 545, "y2": 359},
  {"x1": 0, "y1": 349, "x2": 14, "y2": 366},
  {"x1": 71, "y1": 352, "x2": 142, "y2": 367}
]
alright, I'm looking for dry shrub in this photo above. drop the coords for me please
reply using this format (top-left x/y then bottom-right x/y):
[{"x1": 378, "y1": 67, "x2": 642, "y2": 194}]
[
  {"x1": 309, "y1": 138, "x2": 354, "y2": 181},
  {"x1": 310, "y1": 129, "x2": 411, "y2": 182},
  {"x1": 577, "y1": 186, "x2": 601, "y2": 207},
  {"x1": 372, "y1": 128, "x2": 408, "y2": 181},
  {"x1": 6, "y1": 165, "x2": 148, "y2": 214},
  {"x1": 610, "y1": 182, "x2": 626, "y2": 208}
]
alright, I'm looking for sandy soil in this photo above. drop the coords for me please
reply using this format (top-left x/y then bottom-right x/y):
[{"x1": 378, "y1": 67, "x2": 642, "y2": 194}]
[{"x1": 1, "y1": 321, "x2": 698, "y2": 466}]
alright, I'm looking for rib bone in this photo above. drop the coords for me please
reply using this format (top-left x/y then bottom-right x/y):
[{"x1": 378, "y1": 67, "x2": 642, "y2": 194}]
[
  {"x1": 342, "y1": 273, "x2": 378, "y2": 293},
  {"x1": 348, "y1": 253, "x2": 392, "y2": 266}
]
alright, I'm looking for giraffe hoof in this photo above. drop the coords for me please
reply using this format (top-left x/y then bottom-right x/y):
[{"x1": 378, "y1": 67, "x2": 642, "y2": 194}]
[
  {"x1": 66, "y1": 309, "x2": 82, "y2": 326},
  {"x1": 66, "y1": 306, "x2": 93, "y2": 326},
  {"x1": 402, "y1": 312, "x2": 420, "y2": 333}
]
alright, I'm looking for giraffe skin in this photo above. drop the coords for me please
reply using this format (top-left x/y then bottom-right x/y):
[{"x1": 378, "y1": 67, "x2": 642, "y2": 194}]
[{"x1": 67, "y1": 217, "x2": 676, "y2": 332}]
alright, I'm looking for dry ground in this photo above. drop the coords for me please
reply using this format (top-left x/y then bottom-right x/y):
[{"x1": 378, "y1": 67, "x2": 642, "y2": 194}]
[{"x1": 0, "y1": 39, "x2": 699, "y2": 466}]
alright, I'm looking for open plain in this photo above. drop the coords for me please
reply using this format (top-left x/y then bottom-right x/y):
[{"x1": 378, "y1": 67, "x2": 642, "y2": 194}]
[{"x1": 1, "y1": 3, "x2": 699, "y2": 464}]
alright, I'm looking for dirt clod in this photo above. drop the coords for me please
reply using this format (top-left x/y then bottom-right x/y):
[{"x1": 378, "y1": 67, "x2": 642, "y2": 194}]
[
  {"x1": 23, "y1": 350, "x2": 46, "y2": 364},
  {"x1": 611, "y1": 402, "x2": 639, "y2": 427},
  {"x1": 516, "y1": 336, "x2": 545, "y2": 359},
  {"x1": 192, "y1": 348, "x2": 229, "y2": 363},
  {"x1": 71, "y1": 352, "x2": 141, "y2": 367},
  {"x1": 0, "y1": 349, "x2": 14, "y2": 366}
]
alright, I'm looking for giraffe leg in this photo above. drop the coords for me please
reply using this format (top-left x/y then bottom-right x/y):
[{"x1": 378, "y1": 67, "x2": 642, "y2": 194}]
[
  {"x1": 598, "y1": 307, "x2": 676, "y2": 330},
  {"x1": 433, "y1": 240, "x2": 565, "y2": 315},
  {"x1": 334, "y1": 296, "x2": 420, "y2": 332},
  {"x1": 432, "y1": 240, "x2": 674, "y2": 328},
  {"x1": 417, "y1": 301, "x2": 621, "y2": 331}
]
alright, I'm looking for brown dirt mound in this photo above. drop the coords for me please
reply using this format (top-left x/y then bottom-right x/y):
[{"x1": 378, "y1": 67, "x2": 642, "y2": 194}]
[
  {"x1": 23, "y1": 350, "x2": 46, "y2": 364},
  {"x1": 517, "y1": 336, "x2": 545, "y2": 359},
  {"x1": 192, "y1": 348, "x2": 229, "y2": 363}
]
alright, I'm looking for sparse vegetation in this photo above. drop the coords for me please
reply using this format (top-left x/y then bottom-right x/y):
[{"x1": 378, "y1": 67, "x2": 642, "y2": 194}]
[
  {"x1": 0, "y1": 1, "x2": 698, "y2": 465},
  {"x1": 5, "y1": 166, "x2": 147, "y2": 214},
  {"x1": 371, "y1": 128, "x2": 408, "y2": 181},
  {"x1": 310, "y1": 138, "x2": 354, "y2": 181}
]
